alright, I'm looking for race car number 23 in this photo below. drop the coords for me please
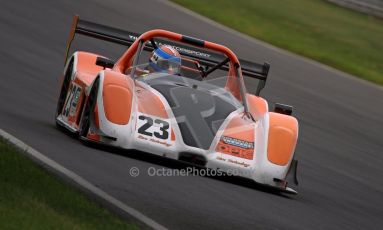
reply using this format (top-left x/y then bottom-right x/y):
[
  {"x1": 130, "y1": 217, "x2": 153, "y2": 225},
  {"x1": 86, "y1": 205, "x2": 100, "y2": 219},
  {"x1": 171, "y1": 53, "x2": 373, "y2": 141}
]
[{"x1": 137, "y1": 115, "x2": 169, "y2": 140}]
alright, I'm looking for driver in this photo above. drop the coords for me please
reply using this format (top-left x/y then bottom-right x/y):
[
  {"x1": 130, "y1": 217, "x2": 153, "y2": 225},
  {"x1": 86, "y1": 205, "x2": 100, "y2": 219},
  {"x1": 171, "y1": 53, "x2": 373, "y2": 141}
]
[{"x1": 148, "y1": 45, "x2": 181, "y2": 75}]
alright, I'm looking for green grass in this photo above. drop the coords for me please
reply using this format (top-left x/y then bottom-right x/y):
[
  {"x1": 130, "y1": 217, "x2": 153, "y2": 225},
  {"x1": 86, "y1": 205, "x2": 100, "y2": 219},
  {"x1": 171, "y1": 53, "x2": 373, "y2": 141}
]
[
  {"x1": 0, "y1": 139, "x2": 138, "y2": 230},
  {"x1": 172, "y1": 0, "x2": 383, "y2": 85}
]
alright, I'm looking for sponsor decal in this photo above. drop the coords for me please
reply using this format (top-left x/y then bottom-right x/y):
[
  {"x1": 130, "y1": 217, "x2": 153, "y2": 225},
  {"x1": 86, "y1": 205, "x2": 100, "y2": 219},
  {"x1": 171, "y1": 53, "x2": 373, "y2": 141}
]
[
  {"x1": 137, "y1": 135, "x2": 172, "y2": 147},
  {"x1": 157, "y1": 42, "x2": 211, "y2": 58},
  {"x1": 128, "y1": 34, "x2": 211, "y2": 58},
  {"x1": 70, "y1": 85, "x2": 81, "y2": 116},
  {"x1": 216, "y1": 156, "x2": 227, "y2": 162},
  {"x1": 215, "y1": 156, "x2": 250, "y2": 168},
  {"x1": 129, "y1": 35, "x2": 138, "y2": 40},
  {"x1": 227, "y1": 159, "x2": 250, "y2": 168},
  {"x1": 63, "y1": 83, "x2": 82, "y2": 122},
  {"x1": 216, "y1": 136, "x2": 255, "y2": 160},
  {"x1": 221, "y1": 136, "x2": 254, "y2": 149}
]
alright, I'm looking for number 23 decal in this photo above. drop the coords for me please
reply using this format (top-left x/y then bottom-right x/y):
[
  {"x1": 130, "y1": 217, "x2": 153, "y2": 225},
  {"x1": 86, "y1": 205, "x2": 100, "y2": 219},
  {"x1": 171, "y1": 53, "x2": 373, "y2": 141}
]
[{"x1": 138, "y1": 115, "x2": 169, "y2": 140}]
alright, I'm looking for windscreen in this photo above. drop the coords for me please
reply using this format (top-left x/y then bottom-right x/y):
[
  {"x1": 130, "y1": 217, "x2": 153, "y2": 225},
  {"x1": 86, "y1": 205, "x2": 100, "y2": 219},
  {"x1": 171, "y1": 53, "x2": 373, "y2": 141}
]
[{"x1": 126, "y1": 39, "x2": 249, "y2": 150}]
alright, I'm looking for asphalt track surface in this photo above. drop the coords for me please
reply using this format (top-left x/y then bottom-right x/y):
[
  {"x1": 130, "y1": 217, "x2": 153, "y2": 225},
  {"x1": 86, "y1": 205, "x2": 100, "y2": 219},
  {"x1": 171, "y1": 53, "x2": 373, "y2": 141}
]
[{"x1": 1, "y1": 0, "x2": 382, "y2": 229}]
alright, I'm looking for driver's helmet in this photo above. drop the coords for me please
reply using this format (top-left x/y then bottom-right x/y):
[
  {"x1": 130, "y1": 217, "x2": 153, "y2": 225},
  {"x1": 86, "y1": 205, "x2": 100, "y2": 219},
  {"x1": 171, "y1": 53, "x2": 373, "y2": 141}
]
[{"x1": 149, "y1": 45, "x2": 181, "y2": 75}]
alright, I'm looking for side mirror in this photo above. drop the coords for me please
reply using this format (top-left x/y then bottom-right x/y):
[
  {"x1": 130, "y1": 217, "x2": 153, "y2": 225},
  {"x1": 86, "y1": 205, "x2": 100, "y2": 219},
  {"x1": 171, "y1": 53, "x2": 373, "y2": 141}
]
[
  {"x1": 274, "y1": 103, "x2": 293, "y2": 115},
  {"x1": 96, "y1": 57, "x2": 115, "y2": 69}
]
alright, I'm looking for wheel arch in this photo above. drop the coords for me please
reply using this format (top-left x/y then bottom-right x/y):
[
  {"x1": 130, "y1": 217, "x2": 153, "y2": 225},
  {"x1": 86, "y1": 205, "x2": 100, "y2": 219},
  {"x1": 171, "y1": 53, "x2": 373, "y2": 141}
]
[
  {"x1": 267, "y1": 112, "x2": 299, "y2": 166},
  {"x1": 68, "y1": 51, "x2": 106, "y2": 87},
  {"x1": 98, "y1": 70, "x2": 135, "y2": 126}
]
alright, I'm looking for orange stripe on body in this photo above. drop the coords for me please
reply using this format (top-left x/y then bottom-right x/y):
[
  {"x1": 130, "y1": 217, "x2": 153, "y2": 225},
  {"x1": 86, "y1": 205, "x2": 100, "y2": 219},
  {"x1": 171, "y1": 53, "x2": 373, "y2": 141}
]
[
  {"x1": 136, "y1": 84, "x2": 169, "y2": 119},
  {"x1": 247, "y1": 94, "x2": 268, "y2": 119}
]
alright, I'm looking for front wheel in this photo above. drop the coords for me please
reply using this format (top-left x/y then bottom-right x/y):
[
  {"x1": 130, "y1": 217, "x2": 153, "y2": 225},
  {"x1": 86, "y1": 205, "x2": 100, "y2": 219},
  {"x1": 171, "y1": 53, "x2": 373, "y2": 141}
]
[
  {"x1": 56, "y1": 58, "x2": 74, "y2": 118},
  {"x1": 79, "y1": 77, "x2": 100, "y2": 138}
]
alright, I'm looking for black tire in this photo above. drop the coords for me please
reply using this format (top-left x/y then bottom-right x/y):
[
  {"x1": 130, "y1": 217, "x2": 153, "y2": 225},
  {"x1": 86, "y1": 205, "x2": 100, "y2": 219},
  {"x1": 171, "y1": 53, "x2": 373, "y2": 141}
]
[
  {"x1": 56, "y1": 58, "x2": 74, "y2": 118},
  {"x1": 274, "y1": 103, "x2": 293, "y2": 116},
  {"x1": 79, "y1": 77, "x2": 100, "y2": 138}
]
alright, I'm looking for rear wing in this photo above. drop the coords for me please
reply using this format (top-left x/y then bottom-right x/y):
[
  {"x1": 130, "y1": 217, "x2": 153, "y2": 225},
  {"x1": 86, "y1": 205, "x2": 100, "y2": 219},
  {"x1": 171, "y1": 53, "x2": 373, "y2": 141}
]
[{"x1": 65, "y1": 16, "x2": 270, "y2": 95}]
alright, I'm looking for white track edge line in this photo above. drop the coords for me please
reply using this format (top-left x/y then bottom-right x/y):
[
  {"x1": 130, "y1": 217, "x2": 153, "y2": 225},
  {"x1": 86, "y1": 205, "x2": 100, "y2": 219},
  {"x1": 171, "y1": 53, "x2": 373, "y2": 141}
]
[
  {"x1": 0, "y1": 129, "x2": 168, "y2": 230},
  {"x1": 160, "y1": 0, "x2": 383, "y2": 91}
]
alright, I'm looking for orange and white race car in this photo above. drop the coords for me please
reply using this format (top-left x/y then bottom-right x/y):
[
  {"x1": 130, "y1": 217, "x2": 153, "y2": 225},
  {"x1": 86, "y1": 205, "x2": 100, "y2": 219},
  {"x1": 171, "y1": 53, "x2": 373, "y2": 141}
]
[{"x1": 56, "y1": 16, "x2": 299, "y2": 194}]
